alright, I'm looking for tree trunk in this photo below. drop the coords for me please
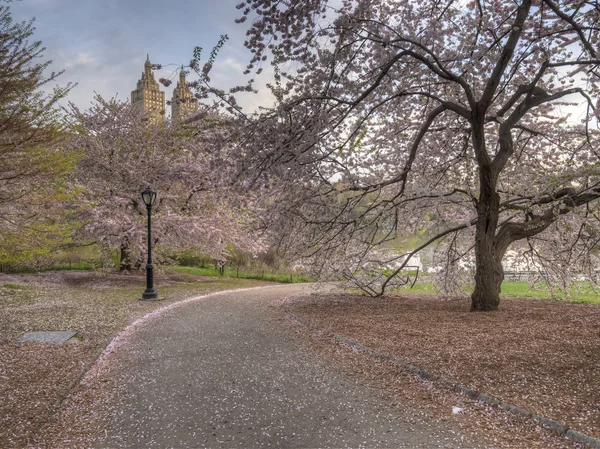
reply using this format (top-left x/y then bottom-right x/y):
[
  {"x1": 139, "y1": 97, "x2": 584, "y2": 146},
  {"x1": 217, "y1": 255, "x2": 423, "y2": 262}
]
[
  {"x1": 471, "y1": 239, "x2": 504, "y2": 311},
  {"x1": 471, "y1": 168, "x2": 502, "y2": 311},
  {"x1": 119, "y1": 238, "x2": 133, "y2": 272}
]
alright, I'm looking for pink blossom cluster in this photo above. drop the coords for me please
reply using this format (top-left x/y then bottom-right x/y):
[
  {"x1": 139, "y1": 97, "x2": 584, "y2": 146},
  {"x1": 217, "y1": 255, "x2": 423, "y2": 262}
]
[
  {"x1": 65, "y1": 96, "x2": 265, "y2": 268},
  {"x1": 228, "y1": 0, "x2": 600, "y2": 307}
]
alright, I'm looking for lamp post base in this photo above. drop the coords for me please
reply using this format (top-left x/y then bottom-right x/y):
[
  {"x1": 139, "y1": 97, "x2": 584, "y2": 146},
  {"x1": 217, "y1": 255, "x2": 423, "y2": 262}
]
[{"x1": 141, "y1": 288, "x2": 162, "y2": 301}]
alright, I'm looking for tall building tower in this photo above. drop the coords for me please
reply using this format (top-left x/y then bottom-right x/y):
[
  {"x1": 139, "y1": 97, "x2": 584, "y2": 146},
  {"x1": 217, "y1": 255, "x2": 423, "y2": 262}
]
[
  {"x1": 131, "y1": 55, "x2": 165, "y2": 124},
  {"x1": 171, "y1": 68, "x2": 198, "y2": 122}
]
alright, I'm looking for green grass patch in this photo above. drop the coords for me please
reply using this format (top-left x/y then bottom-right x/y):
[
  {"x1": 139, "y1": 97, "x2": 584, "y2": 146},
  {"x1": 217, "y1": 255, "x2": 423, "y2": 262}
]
[
  {"x1": 395, "y1": 282, "x2": 437, "y2": 294},
  {"x1": 394, "y1": 280, "x2": 600, "y2": 304},
  {"x1": 44, "y1": 261, "x2": 99, "y2": 271},
  {"x1": 0, "y1": 260, "x2": 100, "y2": 274},
  {"x1": 2, "y1": 284, "x2": 27, "y2": 290},
  {"x1": 168, "y1": 265, "x2": 314, "y2": 283},
  {"x1": 168, "y1": 266, "x2": 221, "y2": 277},
  {"x1": 500, "y1": 281, "x2": 600, "y2": 304}
]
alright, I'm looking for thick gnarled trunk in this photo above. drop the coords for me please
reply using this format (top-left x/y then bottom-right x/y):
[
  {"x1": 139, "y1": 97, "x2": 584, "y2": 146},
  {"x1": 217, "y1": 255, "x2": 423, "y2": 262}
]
[
  {"x1": 471, "y1": 163, "x2": 503, "y2": 311},
  {"x1": 471, "y1": 234, "x2": 504, "y2": 312}
]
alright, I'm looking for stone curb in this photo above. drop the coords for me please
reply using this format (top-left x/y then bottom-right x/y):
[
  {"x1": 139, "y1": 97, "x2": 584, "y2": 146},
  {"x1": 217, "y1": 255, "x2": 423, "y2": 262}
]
[{"x1": 287, "y1": 311, "x2": 600, "y2": 449}]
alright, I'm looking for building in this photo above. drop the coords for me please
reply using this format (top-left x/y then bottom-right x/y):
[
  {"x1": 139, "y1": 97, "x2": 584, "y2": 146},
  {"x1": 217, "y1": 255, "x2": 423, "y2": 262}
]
[
  {"x1": 171, "y1": 67, "x2": 198, "y2": 122},
  {"x1": 131, "y1": 55, "x2": 165, "y2": 124}
]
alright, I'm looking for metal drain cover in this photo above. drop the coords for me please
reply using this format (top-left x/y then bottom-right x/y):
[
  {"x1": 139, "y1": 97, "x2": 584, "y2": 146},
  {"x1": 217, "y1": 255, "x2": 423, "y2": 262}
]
[{"x1": 18, "y1": 331, "x2": 79, "y2": 344}]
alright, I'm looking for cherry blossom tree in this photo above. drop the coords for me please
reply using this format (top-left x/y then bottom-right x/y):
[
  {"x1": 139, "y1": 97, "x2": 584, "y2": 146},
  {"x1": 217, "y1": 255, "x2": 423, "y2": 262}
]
[
  {"x1": 67, "y1": 96, "x2": 262, "y2": 270},
  {"x1": 227, "y1": 0, "x2": 600, "y2": 311},
  {"x1": 0, "y1": 6, "x2": 75, "y2": 265}
]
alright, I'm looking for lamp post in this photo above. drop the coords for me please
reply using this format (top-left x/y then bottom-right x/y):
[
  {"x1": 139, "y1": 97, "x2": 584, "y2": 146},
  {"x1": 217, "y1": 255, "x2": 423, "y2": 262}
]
[{"x1": 141, "y1": 186, "x2": 159, "y2": 300}]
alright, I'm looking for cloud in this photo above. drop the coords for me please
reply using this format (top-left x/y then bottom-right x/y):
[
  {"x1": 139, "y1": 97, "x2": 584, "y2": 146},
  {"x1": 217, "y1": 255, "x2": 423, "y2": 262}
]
[
  {"x1": 59, "y1": 52, "x2": 95, "y2": 70},
  {"x1": 8, "y1": 0, "x2": 278, "y2": 114}
]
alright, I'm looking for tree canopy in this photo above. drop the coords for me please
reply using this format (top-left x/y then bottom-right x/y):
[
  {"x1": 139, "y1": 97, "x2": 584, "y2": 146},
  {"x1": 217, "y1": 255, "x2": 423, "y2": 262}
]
[
  {"x1": 0, "y1": 6, "x2": 75, "y2": 265},
  {"x1": 67, "y1": 96, "x2": 263, "y2": 270},
  {"x1": 226, "y1": 0, "x2": 600, "y2": 310}
]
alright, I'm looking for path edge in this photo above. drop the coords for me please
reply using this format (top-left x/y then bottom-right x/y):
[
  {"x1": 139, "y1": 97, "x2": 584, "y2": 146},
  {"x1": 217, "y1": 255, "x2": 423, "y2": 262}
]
[
  {"x1": 82, "y1": 284, "x2": 288, "y2": 385},
  {"x1": 286, "y1": 311, "x2": 600, "y2": 449},
  {"x1": 37, "y1": 284, "x2": 289, "y2": 432}
]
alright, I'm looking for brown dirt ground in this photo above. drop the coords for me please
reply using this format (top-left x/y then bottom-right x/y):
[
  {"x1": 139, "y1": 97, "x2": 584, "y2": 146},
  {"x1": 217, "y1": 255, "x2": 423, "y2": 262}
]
[
  {"x1": 4, "y1": 272, "x2": 599, "y2": 449},
  {"x1": 279, "y1": 293, "x2": 600, "y2": 448},
  {"x1": 0, "y1": 270, "x2": 268, "y2": 449}
]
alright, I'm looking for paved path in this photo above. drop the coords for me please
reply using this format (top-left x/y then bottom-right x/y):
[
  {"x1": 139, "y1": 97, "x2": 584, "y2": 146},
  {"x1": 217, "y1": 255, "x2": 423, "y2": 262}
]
[{"x1": 96, "y1": 285, "x2": 478, "y2": 448}]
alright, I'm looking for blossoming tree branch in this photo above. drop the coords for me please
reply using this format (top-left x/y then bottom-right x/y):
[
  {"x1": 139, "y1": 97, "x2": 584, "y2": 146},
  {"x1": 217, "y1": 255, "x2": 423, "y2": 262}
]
[
  {"x1": 66, "y1": 96, "x2": 263, "y2": 270},
  {"x1": 196, "y1": 0, "x2": 600, "y2": 312}
]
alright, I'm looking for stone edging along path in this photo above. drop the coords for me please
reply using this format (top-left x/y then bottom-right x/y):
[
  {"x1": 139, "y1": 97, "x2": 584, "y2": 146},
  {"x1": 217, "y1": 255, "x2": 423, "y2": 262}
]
[{"x1": 286, "y1": 311, "x2": 600, "y2": 449}]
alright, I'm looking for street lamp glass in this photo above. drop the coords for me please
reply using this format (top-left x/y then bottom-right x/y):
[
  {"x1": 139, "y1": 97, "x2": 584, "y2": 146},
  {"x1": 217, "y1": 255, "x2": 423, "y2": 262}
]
[{"x1": 141, "y1": 186, "x2": 157, "y2": 207}]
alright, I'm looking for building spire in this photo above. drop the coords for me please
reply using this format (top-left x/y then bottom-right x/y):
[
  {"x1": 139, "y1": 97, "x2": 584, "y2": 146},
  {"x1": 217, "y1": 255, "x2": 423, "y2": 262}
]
[
  {"x1": 144, "y1": 54, "x2": 152, "y2": 77},
  {"x1": 171, "y1": 64, "x2": 197, "y2": 122},
  {"x1": 132, "y1": 54, "x2": 165, "y2": 124}
]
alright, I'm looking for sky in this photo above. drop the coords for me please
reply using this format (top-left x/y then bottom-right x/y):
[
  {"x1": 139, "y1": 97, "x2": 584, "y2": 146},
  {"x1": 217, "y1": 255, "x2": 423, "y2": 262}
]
[
  {"x1": 8, "y1": 0, "x2": 270, "y2": 115},
  {"x1": 8, "y1": 0, "x2": 589, "y2": 121}
]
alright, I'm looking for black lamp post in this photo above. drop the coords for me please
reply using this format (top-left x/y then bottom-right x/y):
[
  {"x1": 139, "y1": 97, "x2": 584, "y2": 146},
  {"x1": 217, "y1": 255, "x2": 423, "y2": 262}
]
[{"x1": 141, "y1": 186, "x2": 159, "y2": 300}]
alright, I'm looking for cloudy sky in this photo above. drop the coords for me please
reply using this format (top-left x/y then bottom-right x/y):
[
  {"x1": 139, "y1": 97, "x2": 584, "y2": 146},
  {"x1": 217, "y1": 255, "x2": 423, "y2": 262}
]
[{"x1": 9, "y1": 0, "x2": 270, "y2": 115}]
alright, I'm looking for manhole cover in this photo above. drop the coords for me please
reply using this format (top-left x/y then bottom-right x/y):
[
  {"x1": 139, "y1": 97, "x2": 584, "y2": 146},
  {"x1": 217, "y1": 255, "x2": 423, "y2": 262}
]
[{"x1": 17, "y1": 331, "x2": 80, "y2": 344}]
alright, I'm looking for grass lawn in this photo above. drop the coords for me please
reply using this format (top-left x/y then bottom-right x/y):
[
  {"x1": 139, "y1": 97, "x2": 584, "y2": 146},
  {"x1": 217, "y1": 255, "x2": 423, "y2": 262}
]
[
  {"x1": 394, "y1": 280, "x2": 600, "y2": 304},
  {"x1": 169, "y1": 265, "x2": 314, "y2": 283}
]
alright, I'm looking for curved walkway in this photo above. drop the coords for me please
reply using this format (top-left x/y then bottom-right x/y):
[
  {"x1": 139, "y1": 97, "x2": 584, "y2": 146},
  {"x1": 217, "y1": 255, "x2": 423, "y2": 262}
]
[{"x1": 95, "y1": 284, "x2": 478, "y2": 448}]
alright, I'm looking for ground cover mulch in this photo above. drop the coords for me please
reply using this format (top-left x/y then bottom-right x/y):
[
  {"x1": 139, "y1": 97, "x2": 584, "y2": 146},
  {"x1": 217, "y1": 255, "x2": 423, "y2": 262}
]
[
  {"x1": 282, "y1": 293, "x2": 600, "y2": 448},
  {"x1": 0, "y1": 270, "x2": 268, "y2": 449}
]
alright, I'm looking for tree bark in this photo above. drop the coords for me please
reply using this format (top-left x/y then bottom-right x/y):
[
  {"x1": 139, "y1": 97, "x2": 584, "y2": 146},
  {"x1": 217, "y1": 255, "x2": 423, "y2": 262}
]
[
  {"x1": 471, "y1": 165, "x2": 503, "y2": 311},
  {"x1": 471, "y1": 237, "x2": 504, "y2": 311},
  {"x1": 119, "y1": 238, "x2": 133, "y2": 272}
]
